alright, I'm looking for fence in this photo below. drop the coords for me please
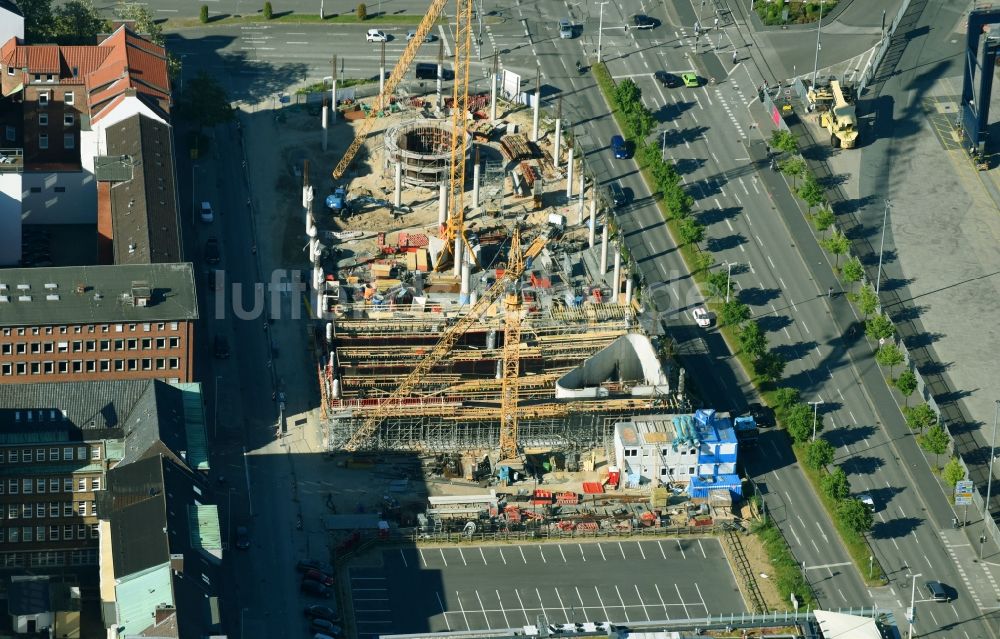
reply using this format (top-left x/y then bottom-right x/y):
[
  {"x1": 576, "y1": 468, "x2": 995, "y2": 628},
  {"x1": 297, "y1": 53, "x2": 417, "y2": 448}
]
[
  {"x1": 856, "y1": 0, "x2": 912, "y2": 97},
  {"x1": 394, "y1": 521, "x2": 739, "y2": 544}
]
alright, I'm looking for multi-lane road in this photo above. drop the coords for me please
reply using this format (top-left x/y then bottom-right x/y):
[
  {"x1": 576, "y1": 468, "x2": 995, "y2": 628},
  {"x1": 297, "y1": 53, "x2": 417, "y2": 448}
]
[{"x1": 156, "y1": 0, "x2": 1000, "y2": 637}]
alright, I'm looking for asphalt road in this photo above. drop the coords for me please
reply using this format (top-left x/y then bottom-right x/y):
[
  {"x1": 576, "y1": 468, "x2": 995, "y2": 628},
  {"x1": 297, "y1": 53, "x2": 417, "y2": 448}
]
[{"x1": 348, "y1": 539, "x2": 743, "y2": 634}]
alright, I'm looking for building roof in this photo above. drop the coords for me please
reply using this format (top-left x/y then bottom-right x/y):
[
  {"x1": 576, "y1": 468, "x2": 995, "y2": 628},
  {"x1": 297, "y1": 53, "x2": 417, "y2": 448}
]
[
  {"x1": 0, "y1": 262, "x2": 197, "y2": 326},
  {"x1": 103, "y1": 114, "x2": 181, "y2": 265},
  {"x1": 121, "y1": 381, "x2": 193, "y2": 467},
  {"x1": 86, "y1": 27, "x2": 170, "y2": 124},
  {"x1": 0, "y1": 0, "x2": 22, "y2": 17},
  {"x1": 0, "y1": 379, "x2": 151, "y2": 443},
  {"x1": 0, "y1": 38, "x2": 112, "y2": 85},
  {"x1": 114, "y1": 563, "x2": 174, "y2": 636},
  {"x1": 8, "y1": 576, "x2": 52, "y2": 616}
]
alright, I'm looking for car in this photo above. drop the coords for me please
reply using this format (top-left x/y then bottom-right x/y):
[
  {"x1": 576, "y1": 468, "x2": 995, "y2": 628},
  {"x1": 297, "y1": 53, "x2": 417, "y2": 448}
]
[
  {"x1": 654, "y1": 70, "x2": 681, "y2": 88},
  {"x1": 199, "y1": 201, "x2": 214, "y2": 223},
  {"x1": 681, "y1": 72, "x2": 700, "y2": 88},
  {"x1": 559, "y1": 19, "x2": 573, "y2": 39},
  {"x1": 213, "y1": 334, "x2": 230, "y2": 359},
  {"x1": 633, "y1": 14, "x2": 655, "y2": 29},
  {"x1": 610, "y1": 134, "x2": 629, "y2": 159},
  {"x1": 608, "y1": 182, "x2": 627, "y2": 207},
  {"x1": 297, "y1": 558, "x2": 335, "y2": 574},
  {"x1": 747, "y1": 402, "x2": 775, "y2": 428},
  {"x1": 406, "y1": 29, "x2": 433, "y2": 42},
  {"x1": 303, "y1": 569, "x2": 335, "y2": 586},
  {"x1": 301, "y1": 579, "x2": 332, "y2": 598},
  {"x1": 415, "y1": 62, "x2": 438, "y2": 80},
  {"x1": 692, "y1": 307, "x2": 712, "y2": 327},
  {"x1": 204, "y1": 237, "x2": 220, "y2": 264},
  {"x1": 858, "y1": 494, "x2": 875, "y2": 511},
  {"x1": 304, "y1": 605, "x2": 341, "y2": 622},
  {"x1": 309, "y1": 618, "x2": 342, "y2": 634},
  {"x1": 366, "y1": 29, "x2": 388, "y2": 42},
  {"x1": 925, "y1": 580, "x2": 949, "y2": 602},
  {"x1": 235, "y1": 525, "x2": 250, "y2": 550}
]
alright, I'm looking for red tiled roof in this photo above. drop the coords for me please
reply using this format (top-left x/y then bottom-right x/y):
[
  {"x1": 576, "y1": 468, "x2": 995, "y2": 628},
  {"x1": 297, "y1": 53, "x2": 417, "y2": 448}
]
[
  {"x1": 59, "y1": 46, "x2": 112, "y2": 81},
  {"x1": 26, "y1": 45, "x2": 59, "y2": 73},
  {"x1": 87, "y1": 26, "x2": 170, "y2": 124},
  {"x1": 0, "y1": 37, "x2": 23, "y2": 68}
]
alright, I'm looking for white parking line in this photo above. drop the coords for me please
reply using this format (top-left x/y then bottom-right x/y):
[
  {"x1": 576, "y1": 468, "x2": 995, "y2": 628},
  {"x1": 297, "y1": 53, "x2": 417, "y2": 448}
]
[
  {"x1": 440, "y1": 548, "x2": 448, "y2": 566},
  {"x1": 475, "y1": 590, "x2": 488, "y2": 625},
  {"x1": 539, "y1": 546, "x2": 547, "y2": 563},
  {"x1": 519, "y1": 546, "x2": 527, "y2": 563},
  {"x1": 675, "y1": 584, "x2": 690, "y2": 617},
  {"x1": 655, "y1": 583, "x2": 670, "y2": 619},
  {"x1": 419, "y1": 548, "x2": 427, "y2": 566},
  {"x1": 636, "y1": 584, "x2": 651, "y2": 620},
  {"x1": 615, "y1": 585, "x2": 631, "y2": 622},
  {"x1": 698, "y1": 540, "x2": 707, "y2": 558},
  {"x1": 456, "y1": 591, "x2": 470, "y2": 629},
  {"x1": 459, "y1": 548, "x2": 467, "y2": 566},
  {"x1": 695, "y1": 583, "x2": 708, "y2": 611},
  {"x1": 676, "y1": 539, "x2": 686, "y2": 559},
  {"x1": 400, "y1": 549, "x2": 408, "y2": 568},
  {"x1": 637, "y1": 542, "x2": 647, "y2": 560},
  {"x1": 555, "y1": 588, "x2": 570, "y2": 623},
  {"x1": 537, "y1": 587, "x2": 549, "y2": 621},
  {"x1": 559, "y1": 545, "x2": 568, "y2": 563},
  {"x1": 516, "y1": 589, "x2": 531, "y2": 625},
  {"x1": 437, "y1": 592, "x2": 451, "y2": 630},
  {"x1": 619, "y1": 542, "x2": 627, "y2": 559},
  {"x1": 579, "y1": 543, "x2": 587, "y2": 561},
  {"x1": 598, "y1": 544, "x2": 607, "y2": 561},
  {"x1": 657, "y1": 540, "x2": 667, "y2": 559},
  {"x1": 496, "y1": 589, "x2": 512, "y2": 627}
]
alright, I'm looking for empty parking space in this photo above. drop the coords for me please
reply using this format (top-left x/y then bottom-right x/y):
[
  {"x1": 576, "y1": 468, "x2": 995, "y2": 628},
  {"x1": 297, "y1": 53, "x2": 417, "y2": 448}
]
[{"x1": 346, "y1": 538, "x2": 745, "y2": 635}]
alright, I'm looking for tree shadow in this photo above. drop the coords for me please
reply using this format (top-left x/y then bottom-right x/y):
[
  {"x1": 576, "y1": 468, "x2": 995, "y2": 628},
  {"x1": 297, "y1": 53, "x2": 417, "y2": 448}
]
[
  {"x1": 875, "y1": 275, "x2": 915, "y2": 294},
  {"x1": 832, "y1": 193, "x2": 876, "y2": 217},
  {"x1": 886, "y1": 304, "x2": 925, "y2": 323},
  {"x1": 738, "y1": 286, "x2": 782, "y2": 307},
  {"x1": 705, "y1": 234, "x2": 747, "y2": 252},
  {"x1": 840, "y1": 455, "x2": 884, "y2": 476},
  {"x1": 675, "y1": 157, "x2": 706, "y2": 176},
  {"x1": 818, "y1": 172, "x2": 850, "y2": 189},
  {"x1": 771, "y1": 340, "x2": 819, "y2": 363},
  {"x1": 663, "y1": 125, "x2": 708, "y2": 148},
  {"x1": 870, "y1": 516, "x2": 923, "y2": 540},
  {"x1": 936, "y1": 388, "x2": 977, "y2": 404},
  {"x1": 699, "y1": 206, "x2": 741, "y2": 226},
  {"x1": 902, "y1": 331, "x2": 944, "y2": 349},
  {"x1": 756, "y1": 314, "x2": 793, "y2": 333},
  {"x1": 828, "y1": 424, "x2": 878, "y2": 448},
  {"x1": 916, "y1": 359, "x2": 952, "y2": 376}
]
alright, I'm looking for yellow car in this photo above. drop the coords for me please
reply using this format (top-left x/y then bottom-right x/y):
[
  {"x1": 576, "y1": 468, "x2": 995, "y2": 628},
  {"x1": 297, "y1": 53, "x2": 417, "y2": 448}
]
[{"x1": 682, "y1": 72, "x2": 700, "y2": 87}]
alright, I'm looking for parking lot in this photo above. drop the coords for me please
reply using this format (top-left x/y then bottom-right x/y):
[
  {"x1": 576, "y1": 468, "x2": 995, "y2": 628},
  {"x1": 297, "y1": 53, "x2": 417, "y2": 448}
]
[{"x1": 348, "y1": 539, "x2": 746, "y2": 636}]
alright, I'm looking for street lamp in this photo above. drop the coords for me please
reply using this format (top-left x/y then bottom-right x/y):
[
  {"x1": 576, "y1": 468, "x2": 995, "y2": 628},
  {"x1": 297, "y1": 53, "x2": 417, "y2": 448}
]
[
  {"x1": 597, "y1": 1, "x2": 610, "y2": 62},
  {"x1": 982, "y1": 400, "x2": 1000, "y2": 559},
  {"x1": 811, "y1": 0, "x2": 825, "y2": 87},
  {"x1": 809, "y1": 400, "x2": 823, "y2": 441},
  {"x1": 726, "y1": 262, "x2": 735, "y2": 303},
  {"x1": 242, "y1": 446, "x2": 254, "y2": 518},
  {"x1": 875, "y1": 199, "x2": 890, "y2": 297},
  {"x1": 908, "y1": 572, "x2": 923, "y2": 639}
]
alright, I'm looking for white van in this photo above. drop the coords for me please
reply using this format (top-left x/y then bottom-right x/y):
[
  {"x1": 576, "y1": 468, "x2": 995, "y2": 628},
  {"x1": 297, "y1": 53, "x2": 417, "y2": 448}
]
[{"x1": 199, "y1": 201, "x2": 214, "y2": 223}]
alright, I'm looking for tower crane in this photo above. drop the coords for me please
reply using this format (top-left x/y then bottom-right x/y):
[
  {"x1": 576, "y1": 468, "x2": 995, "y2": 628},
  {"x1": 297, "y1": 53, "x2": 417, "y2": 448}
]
[{"x1": 342, "y1": 228, "x2": 549, "y2": 452}]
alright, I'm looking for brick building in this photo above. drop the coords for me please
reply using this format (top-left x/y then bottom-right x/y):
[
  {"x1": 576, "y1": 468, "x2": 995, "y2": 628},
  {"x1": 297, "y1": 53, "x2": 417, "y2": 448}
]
[{"x1": 0, "y1": 262, "x2": 197, "y2": 384}]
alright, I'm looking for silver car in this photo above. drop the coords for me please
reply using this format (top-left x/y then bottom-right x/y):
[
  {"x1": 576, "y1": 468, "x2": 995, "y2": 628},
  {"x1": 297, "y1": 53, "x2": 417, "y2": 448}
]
[{"x1": 559, "y1": 19, "x2": 573, "y2": 38}]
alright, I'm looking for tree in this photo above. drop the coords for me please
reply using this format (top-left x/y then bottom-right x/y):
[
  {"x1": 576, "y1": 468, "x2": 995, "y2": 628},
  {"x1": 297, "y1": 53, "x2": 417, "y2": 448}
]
[
  {"x1": 178, "y1": 71, "x2": 234, "y2": 132},
  {"x1": 784, "y1": 402, "x2": 817, "y2": 443},
  {"x1": 942, "y1": 457, "x2": 965, "y2": 489},
  {"x1": 613, "y1": 79, "x2": 642, "y2": 111},
  {"x1": 357, "y1": 2, "x2": 367, "y2": 19},
  {"x1": 855, "y1": 283, "x2": 878, "y2": 318},
  {"x1": 805, "y1": 438, "x2": 835, "y2": 469},
  {"x1": 811, "y1": 206, "x2": 835, "y2": 235},
  {"x1": 753, "y1": 351, "x2": 786, "y2": 384},
  {"x1": 919, "y1": 424, "x2": 950, "y2": 469},
  {"x1": 895, "y1": 370, "x2": 917, "y2": 406},
  {"x1": 820, "y1": 230, "x2": 850, "y2": 268},
  {"x1": 115, "y1": 1, "x2": 165, "y2": 44},
  {"x1": 865, "y1": 313, "x2": 895, "y2": 341},
  {"x1": 904, "y1": 402, "x2": 937, "y2": 432},
  {"x1": 797, "y1": 173, "x2": 826, "y2": 214},
  {"x1": 875, "y1": 342, "x2": 904, "y2": 376},
  {"x1": 200, "y1": 4, "x2": 209, "y2": 21},
  {"x1": 772, "y1": 387, "x2": 800, "y2": 412},
  {"x1": 778, "y1": 156, "x2": 806, "y2": 188},
  {"x1": 769, "y1": 129, "x2": 798, "y2": 154},
  {"x1": 18, "y1": 0, "x2": 55, "y2": 42},
  {"x1": 738, "y1": 320, "x2": 768, "y2": 360},
  {"x1": 677, "y1": 217, "x2": 705, "y2": 245},
  {"x1": 706, "y1": 270, "x2": 730, "y2": 300},
  {"x1": 692, "y1": 251, "x2": 712, "y2": 273},
  {"x1": 837, "y1": 498, "x2": 874, "y2": 535},
  {"x1": 841, "y1": 256, "x2": 864, "y2": 290},
  {"x1": 263, "y1": 1, "x2": 273, "y2": 18},
  {"x1": 719, "y1": 300, "x2": 751, "y2": 327},
  {"x1": 821, "y1": 467, "x2": 851, "y2": 500},
  {"x1": 52, "y1": 0, "x2": 109, "y2": 45}
]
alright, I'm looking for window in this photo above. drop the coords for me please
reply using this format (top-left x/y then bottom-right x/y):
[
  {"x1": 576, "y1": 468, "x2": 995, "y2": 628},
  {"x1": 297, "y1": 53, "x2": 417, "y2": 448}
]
[
  {"x1": 29, "y1": 362, "x2": 39, "y2": 375},
  {"x1": 23, "y1": 527, "x2": 32, "y2": 542},
  {"x1": 22, "y1": 449, "x2": 32, "y2": 462},
  {"x1": 72, "y1": 340, "x2": 82, "y2": 352},
  {"x1": 127, "y1": 339, "x2": 137, "y2": 350},
  {"x1": 76, "y1": 524, "x2": 85, "y2": 539},
  {"x1": 77, "y1": 501, "x2": 86, "y2": 516},
  {"x1": 38, "y1": 113, "x2": 48, "y2": 126},
  {"x1": 85, "y1": 340, "x2": 95, "y2": 352},
  {"x1": 58, "y1": 361, "x2": 68, "y2": 374},
  {"x1": 142, "y1": 358, "x2": 152, "y2": 370},
  {"x1": 114, "y1": 360, "x2": 124, "y2": 372},
  {"x1": 170, "y1": 322, "x2": 178, "y2": 331},
  {"x1": 62, "y1": 503, "x2": 72, "y2": 517},
  {"x1": 688, "y1": 466, "x2": 695, "y2": 475},
  {"x1": 85, "y1": 360, "x2": 95, "y2": 373},
  {"x1": 63, "y1": 114, "x2": 74, "y2": 126},
  {"x1": 141, "y1": 338, "x2": 151, "y2": 349},
  {"x1": 21, "y1": 504, "x2": 30, "y2": 518},
  {"x1": 43, "y1": 342, "x2": 53, "y2": 353},
  {"x1": 63, "y1": 447, "x2": 72, "y2": 461},
  {"x1": 100, "y1": 340, "x2": 110, "y2": 351},
  {"x1": 77, "y1": 479, "x2": 85, "y2": 492},
  {"x1": 49, "y1": 503, "x2": 58, "y2": 517},
  {"x1": 15, "y1": 343, "x2": 25, "y2": 354},
  {"x1": 64, "y1": 91, "x2": 74, "y2": 104},
  {"x1": 1, "y1": 364, "x2": 9, "y2": 376},
  {"x1": 0, "y1": 483, "x2": 4, "y2": 495},
  {"x1": 49, "y1": 526, "x2": 59, "y2": 540},
  {"x1": 36, "y1": 479, "x2": 45, "y2": 494},
  {"x1": 57, "y1": 341, "x2": 68, "y2": 352},
  {"x1": 48, "y1": 448, "x2": 58, "y2": 461},
  {"x1": 9, "y1": 528, "x2": 18, "y2": 543},
  {"x1": 15, "y1": 363, "x2": 25, "y2": 375},
  {"x1": 63, "y1": 478, "x2": 72, "y2": 492},
  {"x1": 99, "y1": 360, "x2": 110, "y2": 372},
  {"x1": 128, "y1": 359, "x2": 138, "y2": 371},
  {"x1": 90, "y1": 478, "x2": 100, "y2": 491},
  {"x1": 128, "y1": 324, "x2": 136, "y2": 331},
  {"x1": 39, "y1": 92, "x2": 49, "y2": 106},
  {"x1": 1, "y1": 344, "x2": 9, "y2": 354},
  {"x1": 115, "y1": 324, "x2": 123, "y2": 332},
  {"x1": 35, "y1": 504, "x2": 44, "y2": 518},
  {"x1": 168, "y1": 337, "x2": 179, "y2": 348},
  {"x1": 63, "y1": 525, "x2": 72, "y2": 540},
  {"x1": 113, "y1": 339, "x2": 123, "y2": 351},
  {"x1": 169, "y1": 358, "x2": 179, "y2": 369},
  {"x1": 76, "y1": 447, "x2": 86, "y2": 461},
  {"x1": 29, "y1": 342, "x2": 39, "y2": 354},
  {"x1": 90, "y1": 523, "x2": 98, "y2": 538},
  {"x1": 91, "y1": 447, "x2": 100, "y2": 460},
  {"x1": 63, "y1": 133, "x2": 74, "y2": 150},
  {"x1": 39, "y1": 133, "x2": 48, "y2": 149},
  {"x1": 22, "y1": 479, "x2": 31, "y2": 494},
  {"x1": 8, "y1": 480, "x2": 15, "y2": 495},
  {"x1": 5, "y1": 66, "x2": 11, "y2": 76},
  {"x1": 4, "y1": 125, "x2": 13, "y2": 141},
  {"x1": 7, "y1": 450, "x2": 17, "y2": 463},
  {"x1": 45, "y1": 73, "x2": 53, "y2": 82},
  {"x1": 7, "y1": 505, "x2": 16, "y2": 519},
  {"x1": 155, "y1": 337, "x2": 166, "y2": 349},
  {"x1": 89, "y1": 501, "x2": 96, "y2": 516},
  {"x1": 156, "y1": 358, "x2": 166, "y2": 370}
]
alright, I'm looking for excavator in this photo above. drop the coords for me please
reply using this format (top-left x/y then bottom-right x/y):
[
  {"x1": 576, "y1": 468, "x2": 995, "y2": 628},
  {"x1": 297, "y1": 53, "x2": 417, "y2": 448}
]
[{"x1": 807, "y1": 78, "x2": 858, "y2": 149}]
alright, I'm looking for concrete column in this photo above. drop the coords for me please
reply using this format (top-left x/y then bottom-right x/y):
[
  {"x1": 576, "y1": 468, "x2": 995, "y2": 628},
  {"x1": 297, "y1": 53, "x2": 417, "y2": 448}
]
[
  {"x1": 588, "y1": 199, "x2": 596, "y2": 248},
  {"x1": 599, "y1": 224, "x2": 609, "y2": 273},
  {"x1": 321, "y1": 106, "x2": 329, "y2": 151},
  {"x1": 577, "y1": 171, "x2": 585, "y2": 224},
  {"x1": 612, "y1": 248, "x2": 622, "y2": 302},
  {"x1": 625, "y1": 275, "x2": 634, "y2": 305},
  {"x1": 394, "y1": 162, "x2": 402, "y2": 208},
  {"x1": 453, "y1": 235, "x2": 463, "y2": 277},
  {"x1": 531, "y1": 93, "x2": 541, "y2": 142},
  {"x1": 553, "y1": 119, "x2": 562, "y2": 168},
  {"x1": 490, "y1": 71, "x2": 498, "y2": 122},
  {"x1": 473, "y1": 162, "x2": 481, "y2": 208},
  {"x1": 566, "y1": 148, "x2": 574, "y2": 199},
  {"x1": 380, "y1": 66, "x2": 386, "y2": 95},
  {"x1": 438, "y1": 183, "x2": 448, "y2": 227},
  {"x1": 331, "y1": 79, "x2": 338, "y2": 121},
  {"x1": 460, "y1": 260, "x2": 471, "y2": 304},
  {"x1": 437, "y1": 64, "x2": 443, "y2": 108}
]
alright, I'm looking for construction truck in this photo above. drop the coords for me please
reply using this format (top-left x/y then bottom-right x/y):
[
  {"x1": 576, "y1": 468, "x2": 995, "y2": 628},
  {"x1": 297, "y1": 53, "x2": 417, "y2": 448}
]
[
  {"x1": 809, "y1": 79, "x2": 858, "y2": 149},
  {"x1": 325, "y1": 186, "x2": 349, "y2": 216}
]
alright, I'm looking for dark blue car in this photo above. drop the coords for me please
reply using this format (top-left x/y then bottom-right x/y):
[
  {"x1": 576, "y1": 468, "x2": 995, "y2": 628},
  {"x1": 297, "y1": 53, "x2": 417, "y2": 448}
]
[{"x1": 611, "y1": 135, "x2": 629, "y2": 159}]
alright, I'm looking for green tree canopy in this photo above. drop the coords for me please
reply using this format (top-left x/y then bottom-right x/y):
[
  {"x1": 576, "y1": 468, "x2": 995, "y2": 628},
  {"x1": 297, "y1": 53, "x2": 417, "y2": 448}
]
[
  {"x1": 178, "y1": 71, "x2": 234, "y2": 130},
  {"x1": 821, "y1": 467, "x2": 851, "y2": 500},
  {"x1": 785, "y1": 402, "x2": 819, "y2": 443},
  {"x1": 778, "y1": 156, "x2": 806, "y2": 187},
  {"x1": 614, "y1": 79, "x2": 643, "y2": 111},
  {"x1": 678, "y1": 217, "x2": 705, "y2": 245},
  {"x1": 841, "y1": 256, "x2": 864, "y2": 288},
  {"x1": 865, "y1": 313, "x2": 895, "y2": 341},
  {"x1": 837, "y1": 498, "x2": 874, "y2": 535},
  {"x1": 942, "y1": 457, "x2": 965, "y2": 488},
  {"x1": 797, "y1": 174, "x2": 826, "y2": 212},
  {"x1": 706, "y1": 270, "x2": 731, "y2": 300},
  {"x1": 719, "y1": 300, "x2": 751, "y2": 327},
  {"x1": 811, "y1": 206, "x2": 836, "y2": 234},
  {"x1": 17, "y1": 0, "x2": 54, "y2": 42},
  {"x1": 739, "y1": 320, "x2": 768, "y2": 360},
  {"x1": 855, "y1": 283, "x2": 879, "y2": 317},
  {"x1": 753, "y1": 351, "x2": 786, "y2": 384},
  {"x1": 895, "y1": 370, "x2": 917, "y2": 405},
  {"x1": 52, "y1": 1, "x2": 109, "y2": 45},
  {"x1": 904, "y1": 402, "x2": 937, "y2": 432},
  {"x1": 805, "y1": 438, "x2": 835, "y2": 469},
  {"x1": 769, "y1": 129, "x2": 798, "y2": 154},
  {"x1": 772, "y1": 387, "x2": 800, "y2": 412},
  {"x1": 919, "y1": 424, "x2": 950, "y2": 469},
  {"x1": 820, "y1": 230, "x2": 850, "y2": 268},
  {"x1": 875, "y1": 342, "x2": 904, "y2": 375}
]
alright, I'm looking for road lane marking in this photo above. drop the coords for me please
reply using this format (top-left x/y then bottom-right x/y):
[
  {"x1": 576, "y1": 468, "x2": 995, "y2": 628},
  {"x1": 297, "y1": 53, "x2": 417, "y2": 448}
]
[
  {"x1": 766, "y1": 255, "x2": 775, "y2": 268},
  {"x1": 802, "y1": 321, "x2": 810, "y2": 334},
  {"x1": 806, "y1": 561, "x2": 851, "y2": 570},
  {"x1": 778, "y1": 277, "x2": 786, "y2": 288}
]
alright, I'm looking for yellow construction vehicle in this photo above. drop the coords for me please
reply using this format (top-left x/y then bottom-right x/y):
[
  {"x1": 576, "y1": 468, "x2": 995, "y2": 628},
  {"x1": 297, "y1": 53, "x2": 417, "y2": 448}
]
[{"x1": 818, "y1": 80, "x2": 858, "y2": 149}]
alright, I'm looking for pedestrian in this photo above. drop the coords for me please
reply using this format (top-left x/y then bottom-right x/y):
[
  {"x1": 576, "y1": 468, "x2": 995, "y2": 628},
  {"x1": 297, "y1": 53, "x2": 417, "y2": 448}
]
[
  {"x1": 714, "y1": 17, "x2": 719, "y2": 28},
  {"x1": 732, "y1": 50, "x2": 738, "y2": 64},
  {"x1": 827, "y1": 286, "x2": 833, "y2": 298}
]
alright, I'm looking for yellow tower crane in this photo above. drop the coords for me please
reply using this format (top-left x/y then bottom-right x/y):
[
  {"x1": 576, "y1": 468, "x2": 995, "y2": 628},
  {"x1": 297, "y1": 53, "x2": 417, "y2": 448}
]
[
  {"x1": 498, "y1": 230, "x2": 524, "y2": 462},
  {"x1": 342, "y1": 228, "x2": 549, "y2": 452}
]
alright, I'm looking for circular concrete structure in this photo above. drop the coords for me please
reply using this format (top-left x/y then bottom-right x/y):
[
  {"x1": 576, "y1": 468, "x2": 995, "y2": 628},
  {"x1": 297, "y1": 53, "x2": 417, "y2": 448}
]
[{"x1": 385, "y1": 119, "x2": 470, "y2": 188}]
